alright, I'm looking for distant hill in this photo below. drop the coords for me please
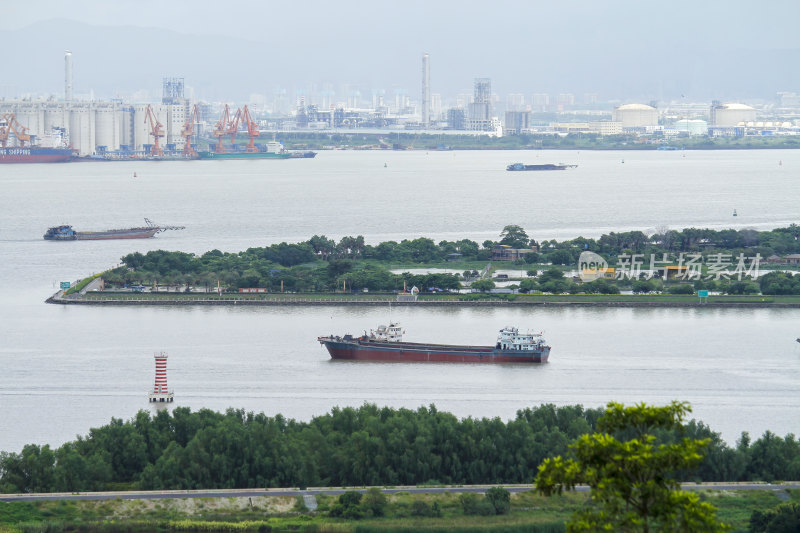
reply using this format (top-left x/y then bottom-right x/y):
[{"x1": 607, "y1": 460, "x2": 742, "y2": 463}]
[{"x1": 2, "y1": 18, "x2": 799, "y2": 104}]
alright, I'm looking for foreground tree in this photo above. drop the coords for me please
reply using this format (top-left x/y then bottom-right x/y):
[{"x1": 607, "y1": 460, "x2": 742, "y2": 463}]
[{"x1": 536, "y1": 401, "x2": 728, "y2": 532}]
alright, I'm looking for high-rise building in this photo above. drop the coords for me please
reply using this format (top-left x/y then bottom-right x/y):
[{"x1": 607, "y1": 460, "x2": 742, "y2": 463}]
[
  {"x1": 421, "y1": 53, "x2": 430, "y2": 127},
  {"x1": 532, "y1": 93, "x2": 549, "y2": 111},
  {"x1": 447, "y1": 108, "x2": 466, "y2": 130},
  {"x1": 557, "y1": 93, "x2": 575, "y2": 106},
  {"x1": 467, "y1": 78, "x2": 492, "y2": 131},
  {"x1": 431, "y1": 93, "x2": 442, "y2": 120},
  {"x1": 162, "y1": 78, "x2": 185, "y2": 105},
  {"x1": 504, "y1": 111, "x2": 530, "y2": 134},
  {"x1": 507, "y1": 93, "x2": 525, "y2": 111}
]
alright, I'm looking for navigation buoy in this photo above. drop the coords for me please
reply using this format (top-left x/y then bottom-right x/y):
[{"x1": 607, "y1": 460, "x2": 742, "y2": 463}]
[{"x1": 733, "y1": 209, "x2": 738, "y2": 217}]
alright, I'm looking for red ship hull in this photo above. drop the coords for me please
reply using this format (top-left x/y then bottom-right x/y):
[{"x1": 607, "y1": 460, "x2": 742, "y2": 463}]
[
  {"x1": 319, "y1": 337, "x2": 549, "y2": 364},
  {"x1": 0, "y1": 147, "x2": 72, "y2": 163}
]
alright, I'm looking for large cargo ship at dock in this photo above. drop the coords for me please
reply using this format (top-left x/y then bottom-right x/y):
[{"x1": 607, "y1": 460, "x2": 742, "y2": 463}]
[
  {"x1": 318, "y1": 324, "x2": 550, "y2": 363},
  {"x1": 43, "y1": 219, "x2": 184, "y2": 241},
  {"x1": 1, "y1": 113, "x2": 73, "y2": 163},
  {"x1": 0, "y1": 147, "x2": 73, "y2": 164}
]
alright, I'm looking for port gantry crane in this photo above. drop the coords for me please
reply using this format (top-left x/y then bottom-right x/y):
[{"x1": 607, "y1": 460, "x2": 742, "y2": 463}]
[
  {"x1": 238, "y1": 105, "x2": 260, "y2": 152},
  {"x1": 180, "y1": 104, "x2": 200, "y2": 157},
  {"x1": 144, "y1": 105, "x2": 165, "y2": 157},
  {"x1": 225, "y1": 105, "x2": 260, "y2": 153},
  {"x1": 0, "y1": 113, "x2": 31, "y2": 147},
  {"x1": 227, "y1": 107, "x2": 241, "y2": 148},
  {"x1": 212, "y1": 104, "x2": 231, "y2": 153}
]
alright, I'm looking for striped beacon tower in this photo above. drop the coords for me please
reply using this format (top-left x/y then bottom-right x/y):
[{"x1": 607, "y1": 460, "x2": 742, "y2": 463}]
[{"x1": 148, "y1": 351, "x2": 174, "y2": 403}]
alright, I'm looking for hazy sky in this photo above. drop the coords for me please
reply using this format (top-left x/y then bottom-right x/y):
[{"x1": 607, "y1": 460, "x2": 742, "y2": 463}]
[{"x1": 3, "y1": 0, "x2": 800, "y2": 103}]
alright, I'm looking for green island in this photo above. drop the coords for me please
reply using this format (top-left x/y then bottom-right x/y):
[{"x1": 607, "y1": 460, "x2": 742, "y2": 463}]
[
  {"x1": 2, "y1": 403, "x2": 799, "y2": 532},
  {"x1": 53, "y1": 224, "x2": 800, "y2": 307}
]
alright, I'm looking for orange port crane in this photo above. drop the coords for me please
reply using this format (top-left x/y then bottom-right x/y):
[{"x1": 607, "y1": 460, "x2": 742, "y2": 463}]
[
  {"x1": 144, "y1": 105, "x2": 165, "y2": 157},
  {"x1": 239, "y1": 105, "x2": 260, "y2": 152},
  {"x1": 180, "y1": 104, "x2": 200, "y2": 157},
  {"x1": 212, "y1": 104, "x2": 231, "y2": 153},
  {"x1": 225, "y1": 106, "x2": 259, "y2": 152},
  {"x1": 227, "y1": 107, "x2": 242, "y2": 146},
  {"x1": 0, "y1": 113, "x2": 31, "y2": 147}
]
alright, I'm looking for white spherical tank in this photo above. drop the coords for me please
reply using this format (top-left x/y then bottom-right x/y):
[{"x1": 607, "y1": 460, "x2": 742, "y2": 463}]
[
  {"x1": 711, "y1": 103, "x2": 756, "y2": 127},
  {"x1": 612, "y1": 103, "x2": 659, "y2": 128}
]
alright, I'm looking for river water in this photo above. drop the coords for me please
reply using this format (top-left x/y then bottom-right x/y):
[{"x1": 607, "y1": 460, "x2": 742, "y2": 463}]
[{"x1": 1, "y1": 149, "x2": 799, "y2": 452}]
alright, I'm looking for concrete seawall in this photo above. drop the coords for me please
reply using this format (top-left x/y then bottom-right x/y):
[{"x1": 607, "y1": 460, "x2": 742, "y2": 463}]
[{"x1": 46, "y1": 293, "x2": 800, "y2": 308}]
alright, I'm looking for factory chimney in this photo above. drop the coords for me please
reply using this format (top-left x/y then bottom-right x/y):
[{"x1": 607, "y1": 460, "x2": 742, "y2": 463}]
[
  {"x1": 64, "y1": 51, "x2": 73, "y2": 101},
  {"x1": 421, "y1": 53, "x2": 430, "y2": 128}
]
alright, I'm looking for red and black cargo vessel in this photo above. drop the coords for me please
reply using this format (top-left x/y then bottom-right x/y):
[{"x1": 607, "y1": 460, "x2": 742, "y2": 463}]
[{"x1": 318, "y1": 324, "x2": 550, "y2": 364}]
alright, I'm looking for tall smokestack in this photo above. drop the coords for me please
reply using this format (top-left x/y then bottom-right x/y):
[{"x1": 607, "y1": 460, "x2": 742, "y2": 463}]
[
  {"x1": 421, "y1": 53, "x2": 430, "y2": 128},
  {"x1": 65, "y1": 51, "x2": 73, "y2": 101}
]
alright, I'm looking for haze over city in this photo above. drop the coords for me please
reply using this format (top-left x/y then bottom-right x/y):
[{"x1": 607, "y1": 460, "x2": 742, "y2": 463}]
[{"x1": 2, "y1": 0, "x2": 800, "y2": 103}]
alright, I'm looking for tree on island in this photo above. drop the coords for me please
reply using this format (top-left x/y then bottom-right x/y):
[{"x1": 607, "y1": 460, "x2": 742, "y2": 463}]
[
  {"x1": 536, "y1": 401, "x2": 728, "y2": 532},
  {"x1": 470, "y1": 279, "x2": 496, "y2": 292},
  {"x1": 499, "y1": 225, "x2": 531, "y2": 248}
]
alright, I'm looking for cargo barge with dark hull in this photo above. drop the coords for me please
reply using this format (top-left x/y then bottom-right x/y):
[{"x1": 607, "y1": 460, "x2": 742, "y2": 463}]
[
  {"x1": 318, "y1": 324, "x2": 550, "y2": 363},
  {"x1": 43, "y1": 219, "x2": 184, "y2": 241},
  {"x1": 506, "y1": 162, "x2": 577, "y2": 171}
]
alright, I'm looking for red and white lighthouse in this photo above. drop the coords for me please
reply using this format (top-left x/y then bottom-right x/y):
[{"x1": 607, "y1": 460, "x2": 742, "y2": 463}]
[{"x1": 148, "y1": 351, "x2": 174, "y2": 403}]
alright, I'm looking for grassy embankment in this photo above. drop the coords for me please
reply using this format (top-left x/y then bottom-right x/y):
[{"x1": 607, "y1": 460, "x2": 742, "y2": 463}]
[{"x1": 0, "y1": 488, "x2": 796, "y2": 533}]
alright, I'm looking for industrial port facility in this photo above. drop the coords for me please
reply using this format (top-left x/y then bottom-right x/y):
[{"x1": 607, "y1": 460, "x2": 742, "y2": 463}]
[
  {"x1": 1, "y1": 51, "x2": 797, "y2": 160},
  {"x1": 0, "y1": 54, "x2": 281, "y2": 159}
]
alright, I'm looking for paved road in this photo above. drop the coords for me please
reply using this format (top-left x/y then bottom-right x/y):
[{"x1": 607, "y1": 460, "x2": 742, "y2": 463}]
[{"x1": 2, "y1": 483, "x2": 798, "y2": 502}]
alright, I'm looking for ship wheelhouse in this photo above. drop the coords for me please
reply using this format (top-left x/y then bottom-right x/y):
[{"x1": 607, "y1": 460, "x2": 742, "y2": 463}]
[
  {"x1": 496, "y1": 326, "x2": 546, "y2": 351},
  {"x1": 371, "y1": 323, "x2": 404, "y2": 342}
]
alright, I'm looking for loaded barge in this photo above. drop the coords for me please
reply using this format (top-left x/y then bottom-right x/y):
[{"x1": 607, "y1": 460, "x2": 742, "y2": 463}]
[
  {"x1": 44, "y1": 219, "x2": 184, "y2": 240},
  {"x1": 318, "y1": 324, "x2": 550, "y2": 363},
  {"x1": 506, "y1": 162, "x2": 577, "y2": 171}
]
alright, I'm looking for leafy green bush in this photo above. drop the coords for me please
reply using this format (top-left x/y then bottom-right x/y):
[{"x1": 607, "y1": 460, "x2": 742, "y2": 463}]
[
  {"x1": 360, "y1": 488, "x2": 387, "y2": 517},
  {"x1": 485, "y1": 487, "x2": 511, "y2": 515},
  {"x1": 667, "y1": 284, "x2": 695, "y2": 295}
]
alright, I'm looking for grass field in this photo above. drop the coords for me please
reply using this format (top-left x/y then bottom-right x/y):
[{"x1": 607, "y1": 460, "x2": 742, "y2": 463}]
[{"x1": 1, "y1": 489, "x2": 796, "y2": 532}]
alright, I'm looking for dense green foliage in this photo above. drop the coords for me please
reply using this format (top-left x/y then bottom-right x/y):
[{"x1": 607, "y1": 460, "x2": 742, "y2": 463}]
[
  {"x1": 95, "y1": 225, "x2": 800, "y2": 296},
  {"x1": 750, "y1": 502, "x2": 800, "y2": 532},
  {"x1": 106, "y1": 236, "x2": 470, "y2": 292},
  {"x1": 536, "y1": 402, "x2": 728, "y2": 532},
  {"x1": 759, "y1": 271, "x2": 800, "y2": 295},
  {"x1": 538, "y1": 224, "x2": 800, "y2": 260},
  {"x1": 2, "y1": 404, "x2": 799, "y2": 495}
]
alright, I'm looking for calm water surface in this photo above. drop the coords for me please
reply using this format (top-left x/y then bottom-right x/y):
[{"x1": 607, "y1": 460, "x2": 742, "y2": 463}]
[{"x1": 1, "y1": 150, "x2": 798, "y2": 452}]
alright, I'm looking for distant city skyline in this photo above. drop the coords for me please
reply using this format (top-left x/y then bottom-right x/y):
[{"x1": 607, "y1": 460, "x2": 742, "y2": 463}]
[{"x1": 2, "y1": 1, "x2": 800, "y2": 104}]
